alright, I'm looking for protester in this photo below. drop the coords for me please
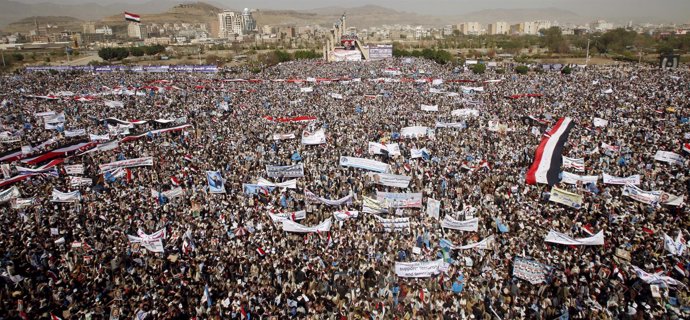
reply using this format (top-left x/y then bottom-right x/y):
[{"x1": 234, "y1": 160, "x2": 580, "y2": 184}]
[{"x1": 0, "y1": 58, "x2": 688, "y2": 319}]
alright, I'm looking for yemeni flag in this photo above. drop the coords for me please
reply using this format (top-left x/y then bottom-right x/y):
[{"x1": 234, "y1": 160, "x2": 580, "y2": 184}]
[
  {"x1": 526, "y1": 117, "x2": 575, "y2": 186},
  {"x1": 256, "y1": 246, "x2": 266, "y2": 257},
  {"x1": 683, "y1": 143, "x2": 690, "y2": 154},
  {"x1": 124, "y1": 12, "x2": 140, "y2": 23}
]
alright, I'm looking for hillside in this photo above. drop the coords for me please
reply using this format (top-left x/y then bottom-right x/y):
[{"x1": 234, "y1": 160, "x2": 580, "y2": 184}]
[
  {"x1": 257, "y1": 5, "x2": 444, "y2": 28},
  {"x1": 100, "y1": 2, "x2": 222, "y2": 26},
  {"x1": 455, "y1": 8, "x2": 581, "y2": 24},
  {"x1": 3, "y1": 16, "x2": 83, "y2": 33}
]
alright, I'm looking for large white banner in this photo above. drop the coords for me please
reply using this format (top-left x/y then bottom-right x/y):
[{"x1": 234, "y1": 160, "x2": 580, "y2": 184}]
[
  {"x1": 631, "y1": 266, "x2": 686, "y2": 287},
  {"x1": 273, "y1": 133, "x2": 296, "y2": 140},
  {"x1": 300, "y1": 87, "x2": 313, "y2": 93},
  {"x1": 44, "y1": 112, "x2": 65, "y2": 124},
  {"x1": 451, "y1": 235, "x2": 495, "y2": 250},
  {"x1": 304, "y1": 188, "x2": 353, "y2": 206},
  {"x1": 266, "y1": 164, "x2": 304, "y2": 178},
  {"x1": 268, "y1": 210, "x2": 306, "y2": 223},
  {"x1": 544, "y1": 230, "x2": 604, "y2": 246},
  {"x1": 99, "y1": 157, "x2": 153, "y2": 173},
  {"x1": 395, "y1": 259, "x2": 446, "y2": 278},
  {"x1": 420, "y1": 104, "x2": 439, "y2": 112},
  {"x1": 654, "y1": 151, "x2": 684, "y2": 166},
  {"x1": 333, "y1": 210, "x2": 359, "y2": 221},
  {"x1": 151, "y1": 187, "x2": 184, "y2": 200},
  {"x1": 441, "y1": 216, "x2": 479, "y2": 232},
  {"x1": 560, "y1": 172, "x2": 599, "y2": 185},
  {"x1": 257, "y1": 178, "x2": 297, "y2": 189},
  {"x1": 90, "y1": 134, "x2": 110, "y2": 141},
  {"x1": 104, "y1": 100, "x2": 124, "y2": 108},
  {"x1": 366, "y1": 172, "x2": 411, "y2": 188},
  {"x1": 602, "y1": 173, "x2": 640, "y2": 185},
  {"x1": 368, "y1": 142, "x2": 401, "y2": 156},
  {"x1": 69, "y1": 176, "x2": 92, "y2": 187},
  {"x1": 127, "y1": 235, "x2": 164, "y2": 253},
  {"x1": 427, "y1": 198, "x2": 440, "y2": 219},
  {"x1": 563, "y1": 157, "x2": 585, "y2": 172},
  {"x1": 363, "y1": 196, "x2": 388, "y2": 214},
  {"x1": 549, "y1": 187, "x2": 583, "y2": 209},
  {"x1": 400, "y1": 126, "x2": 433, "y2": 139},
  {"x1": 410, "y1": 148, "x2": 430, "y2": 159},
  {"x1": 663, "y1": 233, "x2": 686, "y2": 256},
  {"x1": 339, "y1": 156, "x2": 389, "y2": 173},
  {"x1": 451, "y1": 109, "x2": 479, "y2": 117},
  {"x1": 282, "y1": 218, "x2": 332, "y2": 233},
  {"x1": 301, "y1": 129, "x2": 326, "y2": 145},
  {"x1": 64, "y1": 129, "x2": 86, "y2": 137},
  {"x1": 623, "y1": 184, "x2": 683, "y2": 206},
  {"x1": 374, "y1": 215, "x2": 410, "y2": 232},
  {"x1": 435, "y1": 121, "x2": 465, "y2": 129},
  {"x1": 376, "y1": 191, "x2": 423, "y2": 208},
  {"x1": 51, "y1": 189, "x2": 81, "y2": 202},
  {"x1": 64, "y1": 164, "x2": 84, "y2": 175},
  {"x1": 0, "y1": 186, "x2": 20, "y2": 203}
]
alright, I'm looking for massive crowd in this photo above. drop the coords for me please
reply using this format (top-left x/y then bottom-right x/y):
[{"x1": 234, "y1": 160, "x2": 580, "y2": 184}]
[{"x1": 0, "y1": 58, "x2": 689, "y2": 320}]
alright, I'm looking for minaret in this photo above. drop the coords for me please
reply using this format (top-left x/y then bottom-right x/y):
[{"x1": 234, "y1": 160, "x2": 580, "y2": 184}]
[{"x1": 341, "y1": 13, "x2": 346, "y2": 33}]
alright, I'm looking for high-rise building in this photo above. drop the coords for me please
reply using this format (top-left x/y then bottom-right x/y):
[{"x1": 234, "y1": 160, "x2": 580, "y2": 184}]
[
  {"x1": 459, "y1": 22, "x2": 482, "y2": 35},
  {"x1": 217, "y1": 9, "x2": 257, "y2": 38},
  {"x1": 488, "y1": 22, "x2": 509, "y2": 35},
  {"x1": 82, "y1": 21, "x2": 96, "y2": 34},
  {"x1": 128, "y1": 22, "x2": 146, "y2": 39}
]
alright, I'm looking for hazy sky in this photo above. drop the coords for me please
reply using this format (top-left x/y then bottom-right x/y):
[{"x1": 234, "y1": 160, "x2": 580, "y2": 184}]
[{"x1": 10, "y1": 0, "x2": 690, "y2": 21}]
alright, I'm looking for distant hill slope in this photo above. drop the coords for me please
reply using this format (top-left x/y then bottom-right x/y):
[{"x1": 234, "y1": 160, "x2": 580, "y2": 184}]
[
  {"x1": 100, "y1": 2, "x2": 222, "y2": 26},
  {"x1": 3, "y1": 16, "x2": 83, "y2": 33},
  {"x1": 455, "y1": 8, "x2": 581, "y2": 24},
  {"x1": 257, "y1": 5, "x2": 445, "y2": 28}
]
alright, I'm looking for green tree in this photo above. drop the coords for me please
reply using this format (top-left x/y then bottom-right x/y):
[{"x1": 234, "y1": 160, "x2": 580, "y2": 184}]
[
  {"x1": 541, "y1": 27, "x2": 569, "y2": 53},
  {"x1": 130, "y1": 47, "x2": 145, "y2": 57},
  {"x1": 470, "y1": 63, "x2": 486, "y2": 74},
  {"x1": 515, "y1": 65, "x2": 529, "y2": 74}
]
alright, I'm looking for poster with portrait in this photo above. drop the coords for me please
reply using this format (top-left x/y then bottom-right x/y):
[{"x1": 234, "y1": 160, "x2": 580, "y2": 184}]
[{"x1": 206, "y1": 171, "x2": 226, "y2": 193}]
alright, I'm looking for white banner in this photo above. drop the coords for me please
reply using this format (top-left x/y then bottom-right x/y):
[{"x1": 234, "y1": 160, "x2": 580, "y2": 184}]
[
  {"x1": 435, "y1": 121, "x2": 465, "y2": 129},
  {"x1": 257, "y1": 178, "x2": 297, "y2": 189},
  {"x1": 0, "y1": 186, "x2": 20, "y2": 203},
  {"x1": 268, "y1": 210, "x2": 307, "y2": 223},
  {"x1": 395, "y1": 259, "x2": 446, "y2": 278},
  {"x1": 339, "y1": 156, "x2": 389, "y2": 173},
  {"x1": 300, "y1": 87, "x2": 313, "y2": 93},
  {"x1": 451, "y1": 109, "x2": 479, "y2": 117},
  {"x1": 488, "y1": 121, "x2": 511, "y2": 133},
  {"x1": 44, "y1": 112, "x2": 65, "y2": 124},
  {"x1": 51, "y1": 189, "x2": 81, "y2": 202},
  {"x1": 363, "y1": 196, "x2": 388, "y2": 214},
  {"x1": 329, "y1": 93, "x2": 343, "y2": 100},
  {"x1": 400, "y1": 126, "x2": 433, "y2": 139},
  {"x1": 441, "y1": 216, "x2": 479, "y2": 232},
  {"x1": 544, "y1": 230, "x2": 604, "y2": 246},
  {"x1": 304, "y1": 188, "x2": 353, "y2": 206},
  {"x1": 151, "y1": 187, "x2": 184, "y2": 199},
  {"x1": 368, "y1": 142, "x2": 401, "y2": 156},
  {"x1": 12, "y1": 198, "x2": 34, "y2": 209},
  {"x1": 64, "y1": 129, "x2": 86, "y2": 137},
  {"x1": 266, "y1": 164, "x2": 304, "y2": 178},
  {"x1": 64, "y1": 164, "x2": 84, "y2": 175},
  {"x1": 366, "y1": 172, "x2": 411, "y2": 188},
  {"x1": 663, "y1": 233, "x2": 687, "y2": 256},
  {"x1": 0, "y1": 135, "x2": 20, "y2": 143},
  {"x1": 333, "y1": 210, "x2": 359, "y2": 221},
  {"x1": 376, "y1": 191, "x2": 423, "y2": 208},
  {"x1": 90, "y1": 134, "x2": 110, "y2": 141},
  {"x1": 631, "y1": 266, "x2": 686, "y2": 288},
  {"x1": 272, "y1": 133, "x2": 296, "y2": 140},
  {"x1": 563, "y1": 157, "x2": 585, "y2": 172},
  {"x1": 104, "y1": 100, "x2": 124, "y2": 108},
  {"x1": 34, "y1": 111, "x2": 56, "y2": 117},
  {"x1": 461, "y1": 86, "x2": 484, "y2": 93},
  {"x1": 410, "y1": 148, "x2": 430, "y2": 159},
  {"x1": 420, "y1": 104, "x2": 438, "y2": 112},
  {"x1": 374, "y1": 215, "x2": 410, "y2": 232},
  {"x1": 96, "y1": 141, "x2": 119, "y2": 152},
  {"x1": 549, "y1": 187, "x2": 583, "y2": 209},
  {"x1": 69, "y1": 176, "x2": 92, "y2": 187},
  {"x1": 593, "y1": 118, "x2": 608, "y2": 127},
  {"x1": 99, "y1": 157, "x2": 153, "y2": 173},
  {"x1": 602, "y1": 173, "x2": 640, "y2": 185},
  {"x1": 127, "y1": 235, "x2": 164, "y2": 253},
  {"x1": 301, "y1": 128, "x2": 326, "y2": 145},
  {"x1": 623, "y1": 184, "x2": 683, "y2": 206},
  {"x1": 427, "y1": 198, "x2": 440, "y2": 219},
  {"x1": 654, "y1": 151, "x2": 684, "y2": 166},
  {"x1": 451, "y1": 235, "x2": 495, "y2": 250},
  {"x1": 561, "y1": 172, "x2": 599, "y2": 185},
  {"x1": 282, "y1": 218, "x2": 332, "y2": 233}
]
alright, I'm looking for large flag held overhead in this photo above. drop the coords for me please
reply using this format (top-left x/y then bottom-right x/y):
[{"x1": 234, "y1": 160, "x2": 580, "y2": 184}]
[
  {"x1": 544, "y1": 230, "x2": 604, "y2": 246},
  {"x1": 526, "y1": 117, "x2": 575, "y2": 185}
]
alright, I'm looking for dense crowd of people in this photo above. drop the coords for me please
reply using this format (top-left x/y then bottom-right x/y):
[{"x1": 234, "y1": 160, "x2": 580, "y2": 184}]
[{"x1": 0, "y1": 57, "x2": 689, "y2": 319}]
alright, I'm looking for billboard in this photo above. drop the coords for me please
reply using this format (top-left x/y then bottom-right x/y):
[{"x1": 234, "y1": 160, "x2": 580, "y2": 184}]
[
  {"x1": 369, "y1": 45, "x2": 393, "y2": 60},
  {"x1": 330, "y1": 50, "x2": 361, "y2": 62},
  {"x1": 659, "y1": 54, "x2": 680, "y2": 69}
]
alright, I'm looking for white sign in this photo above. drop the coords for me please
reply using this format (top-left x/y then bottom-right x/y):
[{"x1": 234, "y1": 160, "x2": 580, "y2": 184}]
[{"x1": 395, "y1": 259, "x2": 446, "y2": 278}]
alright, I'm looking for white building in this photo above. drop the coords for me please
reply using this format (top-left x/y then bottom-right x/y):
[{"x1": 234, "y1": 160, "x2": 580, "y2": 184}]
[
  {"x1": 95, "y1": 25, "x2": 113, "y2": 36},
  {"x1": 591, "y1": 20, "x2": 614, "y2": 32},
  {"x1": 443, "y1": 25, "x2": 456, "y2": 37},
  {"x1": 488, "y1": 22, "x2": 509, "y2": 35},
  {"x1": 459, "y1": 22, "x2": 482, "y2": 35},
  {"x1": 127, "y1": 22, "x2": 145, "y2": 39},
  {"x1": 218, "y1": 9, "x2": 256, "y2": 38}
]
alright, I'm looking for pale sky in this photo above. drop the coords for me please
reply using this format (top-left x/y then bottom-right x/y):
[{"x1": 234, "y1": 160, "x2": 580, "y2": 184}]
[{"x1": 8, "y1": 0, "x2": 690, "y2": 22}]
